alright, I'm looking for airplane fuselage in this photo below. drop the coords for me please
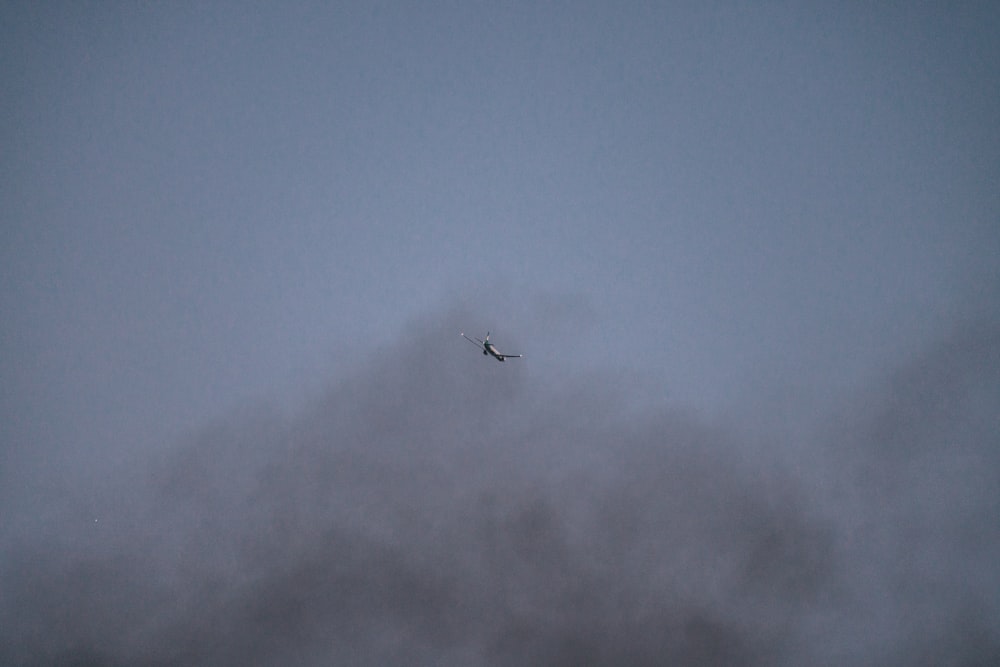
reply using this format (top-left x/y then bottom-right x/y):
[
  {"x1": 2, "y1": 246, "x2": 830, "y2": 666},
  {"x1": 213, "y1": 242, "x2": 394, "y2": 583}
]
[{"x1": 484, "y1": 342, "x2": 507, "y2": 361}]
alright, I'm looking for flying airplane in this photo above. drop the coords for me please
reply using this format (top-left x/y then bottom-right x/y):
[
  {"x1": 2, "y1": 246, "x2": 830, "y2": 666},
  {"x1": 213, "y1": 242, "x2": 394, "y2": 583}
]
[{"x1": 461, "y1": 332, "x2": 522, "y2": 362}]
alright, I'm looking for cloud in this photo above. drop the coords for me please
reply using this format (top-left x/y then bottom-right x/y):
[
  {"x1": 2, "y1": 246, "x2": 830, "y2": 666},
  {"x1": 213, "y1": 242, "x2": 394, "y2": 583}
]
[{"x1": 2, "y1": 311, "x2": 998, "y2": 665}]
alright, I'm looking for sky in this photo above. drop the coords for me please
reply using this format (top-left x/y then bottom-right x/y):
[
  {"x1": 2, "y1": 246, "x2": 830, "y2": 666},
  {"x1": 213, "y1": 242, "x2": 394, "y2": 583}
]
[{"x1": 2, "y1": 2, "x2": 999, "y2": 665}]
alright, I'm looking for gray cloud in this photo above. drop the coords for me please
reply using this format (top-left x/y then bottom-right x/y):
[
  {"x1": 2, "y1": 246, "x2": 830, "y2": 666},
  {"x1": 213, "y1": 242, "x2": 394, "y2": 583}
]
[{"x1": 2, "y1": 313, "x2": 998, "y2": 666}]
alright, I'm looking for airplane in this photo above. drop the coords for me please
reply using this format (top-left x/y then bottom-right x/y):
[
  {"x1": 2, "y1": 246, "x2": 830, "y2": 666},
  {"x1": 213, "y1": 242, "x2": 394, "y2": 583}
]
[{"x1": 461, "y1": 332, "x2": 522, "y2": 362}]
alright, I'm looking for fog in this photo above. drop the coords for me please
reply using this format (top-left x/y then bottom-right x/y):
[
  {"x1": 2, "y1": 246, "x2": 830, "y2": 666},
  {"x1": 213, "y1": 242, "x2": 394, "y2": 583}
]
[{"x1": 2, "y1": 310, "x2": 997, "y2": 666}]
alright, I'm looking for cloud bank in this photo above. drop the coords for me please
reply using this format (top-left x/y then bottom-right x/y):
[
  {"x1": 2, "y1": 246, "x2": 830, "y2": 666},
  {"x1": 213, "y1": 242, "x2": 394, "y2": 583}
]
[{"x1": 2, "y1": 312, "x2": 998, "y2": 666}]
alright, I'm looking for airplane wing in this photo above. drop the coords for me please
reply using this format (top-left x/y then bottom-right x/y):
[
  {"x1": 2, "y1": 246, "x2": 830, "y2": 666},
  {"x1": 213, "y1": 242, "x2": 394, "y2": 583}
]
[
  {"x1": 461, "y1": 333, "x2": 484, "y2": 347},
  {"x1": 502, "y1": 353, "x2": 522, "y2": 358}
]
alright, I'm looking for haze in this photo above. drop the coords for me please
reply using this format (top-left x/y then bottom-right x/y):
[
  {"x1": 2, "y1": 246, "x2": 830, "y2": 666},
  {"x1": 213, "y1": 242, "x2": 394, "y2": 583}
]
[{"x1": 2, "y1": 3, "x2": 998, "y2": 665}]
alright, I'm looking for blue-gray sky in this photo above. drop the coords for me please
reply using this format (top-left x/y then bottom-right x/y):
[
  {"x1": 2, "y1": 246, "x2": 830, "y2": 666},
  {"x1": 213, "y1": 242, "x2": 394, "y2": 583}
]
[{"x1": 2, "y1": 2, "x2": 999, "y2": 664}]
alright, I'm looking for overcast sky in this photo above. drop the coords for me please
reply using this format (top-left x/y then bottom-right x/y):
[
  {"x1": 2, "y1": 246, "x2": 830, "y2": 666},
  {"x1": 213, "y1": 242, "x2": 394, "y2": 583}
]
[{"x1": 2, "y1": 2, "x2": 998, "y2": 665}]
